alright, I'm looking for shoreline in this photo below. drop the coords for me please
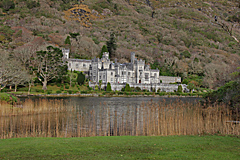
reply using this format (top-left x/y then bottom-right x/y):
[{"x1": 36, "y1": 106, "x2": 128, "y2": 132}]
[{"x1": 14, "y1": 92, "x2": 203, "y2": 98}]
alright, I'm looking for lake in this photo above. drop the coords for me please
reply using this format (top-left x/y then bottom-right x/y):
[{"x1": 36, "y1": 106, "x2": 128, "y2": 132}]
[{"x1": 3, "y1": 96, "x2": 237, "y2": 138}]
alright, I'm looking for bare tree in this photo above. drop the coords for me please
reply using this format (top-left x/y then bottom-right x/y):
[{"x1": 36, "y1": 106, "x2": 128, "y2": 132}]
[{"x1": 0, "y1": 50, "x2": 28, "y2": 91}]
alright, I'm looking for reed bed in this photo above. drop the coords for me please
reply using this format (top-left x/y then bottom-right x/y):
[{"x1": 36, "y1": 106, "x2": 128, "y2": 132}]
[{"x1": 0, "y1": 99, "x2": 239, "y2": 139}]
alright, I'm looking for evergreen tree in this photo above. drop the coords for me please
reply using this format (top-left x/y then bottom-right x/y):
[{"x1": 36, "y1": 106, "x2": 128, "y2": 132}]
[
  {"x1": 65, "y1": 36, "x2": 71, "y2": 45},
  {"x1": 77, "y1": 72, "x2": 85, "y2": 85},
  {"x1": 106, "y1": 82, "x2": 112, "y2": 91},
  {"x1": 100, "y1": 45, "x2": 108, "y2": 58},
  {"x1": 124, "y1": 83, "x2": 131, "y2": 92},
  {"x1": 99, "y1": 80, "x2": 102, "y2": 91},
  {"x1": 187, "y1": 83, "x2": 195, "y2": 93},
  {"x1": 177, "y1": 85, "x2": 183, "y2": 93},
  {"x1": 106, "y1": 33, "x2": 117, "y2": 58},
  {"x1": 35, "y1": 46, "x2": 67, "y2": 90}
]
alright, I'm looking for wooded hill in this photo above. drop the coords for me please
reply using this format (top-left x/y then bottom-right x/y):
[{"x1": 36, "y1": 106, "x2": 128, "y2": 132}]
[{"x1": 0, "y1": 0, "x2": 239, "y2": 89}]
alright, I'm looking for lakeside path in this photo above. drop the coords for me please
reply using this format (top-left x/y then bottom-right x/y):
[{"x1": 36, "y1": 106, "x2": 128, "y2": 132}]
[{"x1": 0, "y1": 136, "x2": 239, "y2": 159}]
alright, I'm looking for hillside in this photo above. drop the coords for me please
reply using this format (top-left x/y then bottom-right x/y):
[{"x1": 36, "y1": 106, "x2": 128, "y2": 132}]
[{"x1": 0, "y1": 0, "x2": 240, "y2": 89}]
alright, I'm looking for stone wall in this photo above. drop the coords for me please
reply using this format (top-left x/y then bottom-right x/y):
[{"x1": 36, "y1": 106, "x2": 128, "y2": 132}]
[
  {"x1": 89, "y1": 82, "x2": 188, "y2": 92},
  {"x1": 159, "y1": 76, "x2": 181, "y2": 84}
]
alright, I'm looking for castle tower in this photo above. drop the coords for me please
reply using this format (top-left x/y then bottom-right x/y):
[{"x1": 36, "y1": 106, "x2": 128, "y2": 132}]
[
  {"x1": 131, "y1": 52, "x2": 135, "y2": 64},
  {"x1": 102, "y1": 52, "x2": 109, "y2": 60},
  {"x1": 62, "y1": 48, "x2": 70, "y2": 59}
]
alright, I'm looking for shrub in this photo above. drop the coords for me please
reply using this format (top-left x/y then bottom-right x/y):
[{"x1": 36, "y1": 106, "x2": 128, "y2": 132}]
[
  {"x1": 26, "y1": 0, "x2": 40, "y2": 9},
  {"x1": 182, "y1": 79, "x2": 189, "y2": 85},
  {"x1": 46, "y1": 90, "x2": 52, "y2": 94},
  {"x1": 92, "y1": 37, "x2": 100, "y2": 44},
  {"x1": 56, "y1": 90, "x2": 62, "y2": 94},
  {"x1": 181, "y1": 50, "x2": 191, "y2": 58},
  {"x1": 69, "y1": 32, "x2": 80, "y2": 38},
  {"x1": 81, "y1": 91, "x2": 87, "y2": 94},
  {"x1": 35, "y1": 89, "x2": 44, "y2": 93},
  {"x1": 135, "y1": 87, "x2": 142, "y2": 92},
  {"x1": 18, "y1": 88, "x2": 29, "y2": 92},
  {"x1": 57, "y1": 83, "x2": 61, "y2": 87},
  {"x1": 0, "y1": 93, "x2": 18, "y2": 103},
  {"x1": 124, "y1": 83, "x2": 131, "y2": 92},
  {"x1": 0, "y1": 0, "x2": 15, "y2": 11},
  {"x1": 72, "y1": 83, "x2": 75, "y2": 87},
  {"x1": 65, "y1": 85, "x2": 69, "y2": 89},
  {"x1": 118, "y1": 92, "x2": 124, "y2": 95},
  {"x1": 68, "y1": 90, "x2": 72, "y2": 94},
  {"x1": 73, "y1": 90, "x2": 78, "y2": 94}
]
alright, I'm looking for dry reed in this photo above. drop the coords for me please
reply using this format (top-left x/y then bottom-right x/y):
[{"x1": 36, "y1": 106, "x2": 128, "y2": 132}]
[{"x1": 0, "y1": 98, "x2": 239, "y2": 139}]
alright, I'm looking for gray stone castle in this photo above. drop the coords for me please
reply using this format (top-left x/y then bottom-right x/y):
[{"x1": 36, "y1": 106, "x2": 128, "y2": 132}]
[{"x1": 63, "y1": 49, "x2": 188, "y2": 92}]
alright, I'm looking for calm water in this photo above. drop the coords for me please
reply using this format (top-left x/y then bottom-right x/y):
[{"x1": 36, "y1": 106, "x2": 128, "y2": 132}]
[
  {"x1": 20, "y1": 96, "x2": 202, "y2": 109},
  {"x1": 20, "y1": 97, "x2": 202, "y2": 130},
  {"x1": 12, "y1": 96, "x2": 205, "y2": 137}
]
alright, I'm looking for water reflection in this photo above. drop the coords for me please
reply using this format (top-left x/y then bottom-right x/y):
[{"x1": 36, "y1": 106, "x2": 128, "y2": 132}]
[{"x1": 2, "y1": 97, "x2": 238, "y2": 138}]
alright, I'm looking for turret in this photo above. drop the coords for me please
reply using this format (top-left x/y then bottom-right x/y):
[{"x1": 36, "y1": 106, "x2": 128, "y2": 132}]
[
  {"x1": 62, "y1": 48, "x2": 70, "y2": 59},
  {"x1": 131, "y1": 52, "x2": 135, "y2": 64}
]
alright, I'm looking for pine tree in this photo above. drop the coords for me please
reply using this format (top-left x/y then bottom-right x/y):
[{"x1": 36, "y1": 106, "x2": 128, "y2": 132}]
[
  {"x1": 106, "y1": 33, "x2": 117, "y2": 58},
  {"x1": 65, "y1": 36, "x2": 71, "y2": 45},
  {"x1": 35, "y1": 46, "x2": 67, "y2": 90},
  {"x1": 100, "y1": 45, "x2": 108, "y2": 58},
  {"x1": 177, "y1": 85, "x2": 183, "y2": 93},
  {"x1": 77, "y1": 72, "x2": 85, "y2": 85},
  {"x1": 124, "y1": 83, "x2": 131, "y2": 92},
  {"x1": 106, "y1": 82, "x2": 112, "y2": 91}
]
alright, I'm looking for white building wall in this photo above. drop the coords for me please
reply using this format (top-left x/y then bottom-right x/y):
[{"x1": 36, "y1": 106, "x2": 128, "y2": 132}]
[{"x1": 159, "y1": 76, "x2": 181, "y2": 83}]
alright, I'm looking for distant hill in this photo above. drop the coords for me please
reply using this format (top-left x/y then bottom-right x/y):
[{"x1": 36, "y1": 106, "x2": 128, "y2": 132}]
[{"x1": 0, "y1": 0, "x2": 239, "y2": 89}]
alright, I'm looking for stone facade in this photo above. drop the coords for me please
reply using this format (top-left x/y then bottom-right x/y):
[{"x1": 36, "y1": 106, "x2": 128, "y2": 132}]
[
  {"x1": 63, "y1": 49, "x2": 186, "y2": 92},
  {"x1": 89, "y1": 52, "x2": 160, "y2": 85}
]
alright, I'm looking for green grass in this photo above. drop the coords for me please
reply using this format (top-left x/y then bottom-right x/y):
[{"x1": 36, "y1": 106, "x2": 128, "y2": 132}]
[
  {"x1": 0, "y1": 93, "x2": 18, "y2": 102},
  {"x1": 13, "y1": 84, "x2": 88, "y2": 95},
  {"x1": 0, "y1": 136, "x2": 239, "y2": 159}
]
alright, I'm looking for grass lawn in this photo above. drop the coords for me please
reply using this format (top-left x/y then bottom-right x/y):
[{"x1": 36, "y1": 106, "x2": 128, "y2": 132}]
[
  {"x1": 0, "y1": 135, "x2": 239, "y2": 159},
  {"x1": 12, "y1": 84, "x2": 89, "y2": 95}
]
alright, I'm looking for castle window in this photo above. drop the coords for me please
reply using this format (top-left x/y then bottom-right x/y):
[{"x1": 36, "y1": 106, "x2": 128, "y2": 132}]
[
  {"x1": 99, "y1": 76, "x2": 101, "y2": 80},
  {"x1": 145, "y1": 73, "x2": 149, "y2": 81},
  {"x1": 128, "y1": 72, "x2": 130, "y2": 76},
  {"x1": 111, "y1": 78, "x2": 113, "y2": 82},
  {"x1": 154, "y1": 73, "x2": 157, "y2": 77},
  {"x1": 111, "y1": 72, "x2": 113, "y2": 76},
  {"x1": 83, "y1": 63, "x2": 86, "y2": 68},
  {"x1": 69, "y1": 63, "x2": 71, "y2": 67},
  {"x1": 76, "y1": 64, "x2": 79, "y2": 68}
]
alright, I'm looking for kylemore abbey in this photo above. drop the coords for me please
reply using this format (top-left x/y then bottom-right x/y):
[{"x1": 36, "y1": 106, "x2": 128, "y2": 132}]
[{"x1": 62, "y1": 49, "x2": 188, "y2": 92}]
